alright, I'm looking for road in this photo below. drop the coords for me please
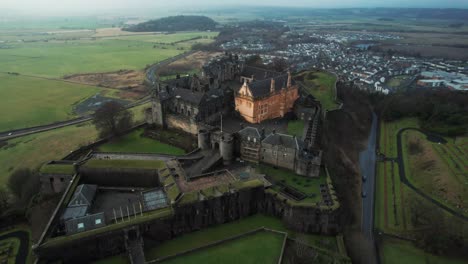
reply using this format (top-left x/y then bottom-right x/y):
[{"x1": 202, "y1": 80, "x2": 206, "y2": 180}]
[
  {"x1": 396, "y1": 128, "x2": 468, "y2": 221},
  {"x1": 0, "y1": 98, "x2": 150, "y2": 141},
  {"x1": 146, "y1": 50, "x2": 197, "y2": 84},
  {"x1": 0, "y1": 230, "x2": 30, "y2": 264},
  {"x1": 360, "y1": 112, "x2": 378, "y2": 238}
]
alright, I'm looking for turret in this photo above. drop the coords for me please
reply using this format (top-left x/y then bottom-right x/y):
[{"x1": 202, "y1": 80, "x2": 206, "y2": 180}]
[
  {"x1": 198, "y1": 129, "x2": 210, "y2": 150},
  {"x1": 220, "y1": 133, "x2": 234, "y2": 165}
]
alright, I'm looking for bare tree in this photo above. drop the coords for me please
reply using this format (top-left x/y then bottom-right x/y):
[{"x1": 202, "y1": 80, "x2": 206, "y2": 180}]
[{"x1": 93, "y1": 102, "x2": 133, "y2": 138}]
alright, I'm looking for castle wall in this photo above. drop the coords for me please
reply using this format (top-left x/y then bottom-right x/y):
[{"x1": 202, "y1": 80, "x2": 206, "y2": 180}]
[
  {"x1": 166, "y1": 114, "x2": 199, "y2": 135},
  {"x1": 261, "y1": 143, "x2": 297, "y2": 171},
  {"x1": 35, "y1": 186, "x2": 339, "y2": 263},
  {"x1": 40, "y1": 174, "x2": 73, "y2": 194},
  {"x1": 79, "y1": 168, "x2": 160, "y2": 187}
]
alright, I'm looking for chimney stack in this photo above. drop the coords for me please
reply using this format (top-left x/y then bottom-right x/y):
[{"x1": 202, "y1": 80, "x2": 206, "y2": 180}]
[
  {"x1": 270, "y1": 78, "x2": 275, "y2": 94},
  {"x1": 287, "y1": 70, "x2": 292, "y2": 88}
]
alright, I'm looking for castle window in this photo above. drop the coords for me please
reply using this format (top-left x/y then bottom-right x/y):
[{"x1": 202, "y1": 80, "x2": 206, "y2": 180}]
[
  {"x1": 95, "y1": 219, "x2": 102, "y2": 225},
  {"x1": 247, "y1": 136, "x2": 251, "y2": 141},
  {"x1": 77, "y1": 223, "x2": 84, "y2": 229}
]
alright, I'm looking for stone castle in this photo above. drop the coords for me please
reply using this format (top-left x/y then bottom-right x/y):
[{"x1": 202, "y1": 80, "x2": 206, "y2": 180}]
[{"x1": 147, "y1": 53, "x2": 321, "y2": 177}]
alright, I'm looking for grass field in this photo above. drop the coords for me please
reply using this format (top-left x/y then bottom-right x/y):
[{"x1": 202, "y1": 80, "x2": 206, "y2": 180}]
[
  {"x1": 0, "y1": 103, "x2": 149, "y2": 187},
  {"x1": 161, "y1": 231, "x2": 284, "y2": 264},
  {"x1": 298, "y1": 71, "x2": 339, "y2": 111},
  {"x1": 0, "y1": 73, "x2": 103, "y2": 131},
  {"x1": 98, "y1": 128, "x2": 185, "y2": 155},
  {"x1": 0, "y1": 226, "x2": 32, "y2": 264},
  {"x1": 0, "y1": 32, "x2": 217, "y2": 78},
  {"x1": 145, "y1": 214, "x2": 340, "y2": 261}
]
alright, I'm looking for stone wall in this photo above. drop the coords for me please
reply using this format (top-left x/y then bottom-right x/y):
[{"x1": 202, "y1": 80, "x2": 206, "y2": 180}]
[
  {"x1": 261, "y1": 143, "x2": 297, "y2": 171},
  {"x1": 166, "y1": 114, "x2": 199, "y2": 135},
  {"x1": 79, "y1": 167, "x2": 160, "y2": 188}
]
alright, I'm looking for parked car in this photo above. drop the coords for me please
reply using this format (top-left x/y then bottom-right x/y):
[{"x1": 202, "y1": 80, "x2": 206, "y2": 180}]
[{"x1": 362, "y1": 190, "x2": 367, "y2": 198}]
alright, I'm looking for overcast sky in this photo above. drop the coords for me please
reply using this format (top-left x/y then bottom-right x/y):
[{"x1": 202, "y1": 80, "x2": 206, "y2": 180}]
[{"x1": 1, "y1": 0, "x2": 467, "y2": 14}]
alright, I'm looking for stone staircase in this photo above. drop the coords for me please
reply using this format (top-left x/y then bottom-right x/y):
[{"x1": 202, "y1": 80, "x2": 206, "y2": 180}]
[{"x1": 187, "y1": 149, "x2": 222, "y2": 178}]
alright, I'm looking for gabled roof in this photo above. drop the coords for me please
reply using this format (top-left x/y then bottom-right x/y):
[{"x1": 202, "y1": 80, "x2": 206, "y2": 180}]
[{"x1": 68, "y1": 184, "x2": 97, "y2": 208}]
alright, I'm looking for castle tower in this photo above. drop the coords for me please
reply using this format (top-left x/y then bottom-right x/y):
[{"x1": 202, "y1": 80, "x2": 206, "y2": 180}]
[
  {"x1": 220, "y1": 133, "x2": 234, "y2": 165},
  {"x1": 197, "y1": 129, "x2": 210, "y2": 150},
  {"x1": 150, "y1": 81, "x2": 166, "y2": 128}
]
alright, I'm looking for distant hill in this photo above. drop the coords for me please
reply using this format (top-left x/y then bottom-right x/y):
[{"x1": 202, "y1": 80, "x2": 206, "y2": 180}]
[{"x1": 124, "y1": 16, "x2": 217, "y2": 32}]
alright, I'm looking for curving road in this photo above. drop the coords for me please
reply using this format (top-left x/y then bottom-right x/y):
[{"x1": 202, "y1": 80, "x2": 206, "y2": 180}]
[
  {"x1": 396, "y1": 128, "x2": 468, "y2": 222},
  {"x1": 0, "y1": 230, "x2": 29, "y2": 264},
  {"x1": 146, "y1": 50, "x2": 196, "y2": 84}
]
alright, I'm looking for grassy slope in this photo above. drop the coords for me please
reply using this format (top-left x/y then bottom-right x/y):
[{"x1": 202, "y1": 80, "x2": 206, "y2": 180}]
[
  {"x1": 381, "y1": 238, "x2": 466, "y2": 264},
  {"x1": 160, "y1": 231, "x2": 283, "y2": 264},
  {"x1": 145, "y1": 214, "x2": 339, "y2": 261},
  {"x1": 98, "y1": 128, "x2": 185, "y2": 155},
  {"x1": 0, "y1": 73, "x2": 102, "y2": 131},
  {"x1": 376, "y1": 118, "x2": 468, "y2": 263},
  {"x1": 301, "y1": 71, "x2": 338, "y2": 111}
]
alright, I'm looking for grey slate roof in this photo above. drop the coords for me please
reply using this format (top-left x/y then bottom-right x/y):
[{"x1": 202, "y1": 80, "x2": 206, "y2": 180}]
[
  {"x1": 247, "y1": 74, "x2": 295, "y2": 98},
  {"x1": 68, "y1": 184, "x2": 97, "y2": 207},
  {"x1": 262, "y1": 133, "x2": 301, "y2": 150},
  {"x1": 61, "y1": 205, "x2": 88, "y2": 221},
  {"x1": 171, "y1": 87, "x2": 205, "y2": 105},
  {"x1": 238, "y1": 127, "x2": 261, "y2": 139},
  {"x1": 242, "y1": 66, "x2": 280, "y2": 81},
  {"x1": 65, "y1": 212, "x2": 106, "y2": 234}
]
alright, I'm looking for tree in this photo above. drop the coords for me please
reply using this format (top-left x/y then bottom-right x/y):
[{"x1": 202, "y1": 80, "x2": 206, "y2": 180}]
[
  {"x1": 93, "y1": 102, "x2": 133, "y2": 138},
  {"x1": 7, "y1": 169, "x2": 39, "y2": 205}
]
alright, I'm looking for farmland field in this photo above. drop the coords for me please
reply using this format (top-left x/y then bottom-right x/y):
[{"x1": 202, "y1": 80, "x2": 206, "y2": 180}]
[
  {"x1": 0, "y1": 73, "x2": 102, "y2": 131},
  {"x1": 0, "y1": 31, "x2": 218, "y2": 78}
]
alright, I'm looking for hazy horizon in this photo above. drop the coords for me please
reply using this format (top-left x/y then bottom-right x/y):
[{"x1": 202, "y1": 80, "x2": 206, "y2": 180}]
[{"x1": 1, "y1": 0, "x2": 468, "y2": 16}]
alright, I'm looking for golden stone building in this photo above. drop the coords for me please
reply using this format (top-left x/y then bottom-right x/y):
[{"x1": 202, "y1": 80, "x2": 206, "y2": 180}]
[{"x1": 235, "y1": 71, "x2": 299, "y2": 123}]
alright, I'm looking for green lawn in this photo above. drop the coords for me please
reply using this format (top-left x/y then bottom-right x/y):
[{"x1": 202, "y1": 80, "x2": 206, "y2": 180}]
[
  {"x1": 145, "y1": 214, "x2": 339, "y2": 261},
  {"x1": 0, "y1": 32, "x2": 217, "y2": 78},
  {"x1": 256, "y1": 164, "x2": 327, "y2": 204},
  {"x1": 161, "y1": 231, "x2": 283, "y2": 264},
  {"x1": 0, "y1": 73, "x2": 102, "y2": 131},
  {"x1": 91, "y1": 255, "x2": 128, "y2": 264},
  {"x1": 98, "y1": 129, "x2": 185, "y2": 155},
  {"x1": 299, "y1": 71, "x2": 338, "y2": 111},
  {"x1": 287, "y1": 120, "x2": 305, "y2": 138},
  {"x1": 380, "y1": 238, "x2": 466, "y2": 264}
]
